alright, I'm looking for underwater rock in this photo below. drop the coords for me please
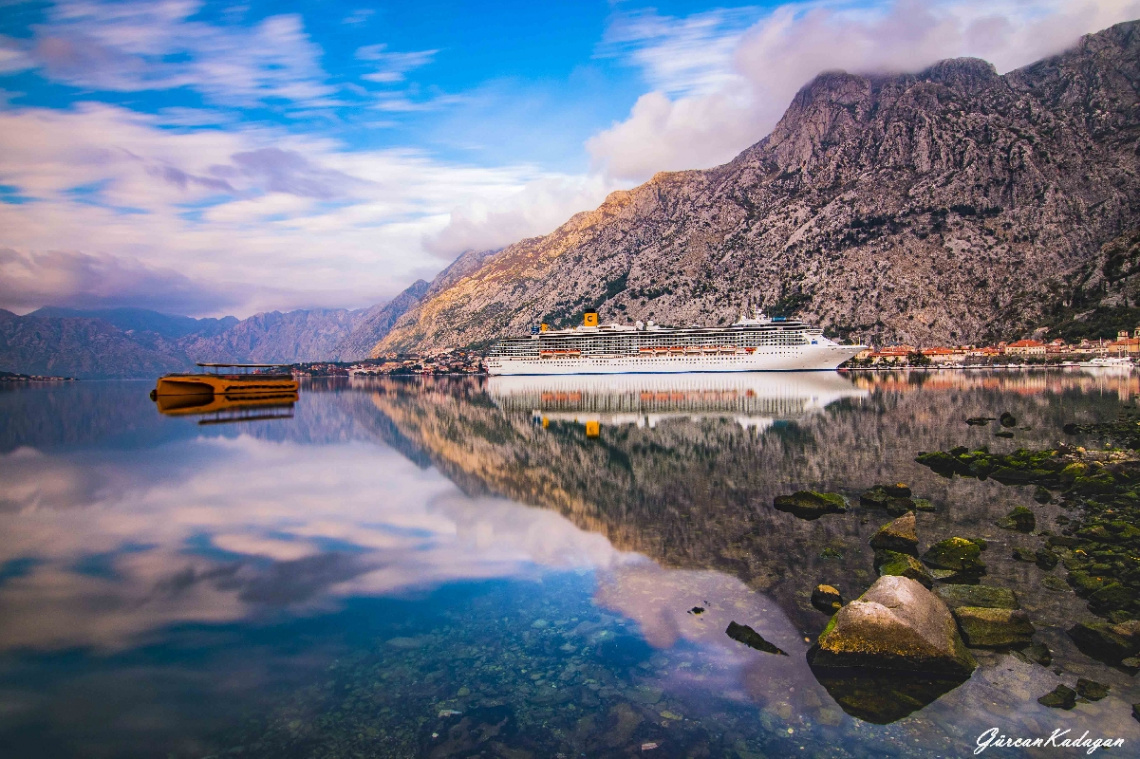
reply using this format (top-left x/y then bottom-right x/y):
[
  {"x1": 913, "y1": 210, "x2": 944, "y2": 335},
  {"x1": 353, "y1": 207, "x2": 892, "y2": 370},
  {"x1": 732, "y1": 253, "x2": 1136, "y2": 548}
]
[
  {"x1": 859, "y1": 485, "x2": 890, "y2": 508},
  {"x1": 1035, "y1": 549, "x2": 1059, "y2": 570},
  {"x1": 1037, "y1": 684, "x2": 1077, "y2": 709},
  {"x1": 922, "y1": 537, "x2": 986, "y2": 576},
  {"x1": 688, "y1": 607, "x2": 705, "y2": 615},
  {"x1": 998, "y1": 506, "x2": 1036, "y2": 532},
  {"x1": 773, "y1": 491, "x2": 847, "y2": 520},
  {"x1": 952, "y1": 607, "x2": 1035, "y2": 649},
  {"x1": 812, "y1": 585, "x2": 843, "y2": 614},
  {"x1": 869, "y1": 512, "x2": 918, "y2": 555},
  {"x1": 1014, "y1": 642, "x2": 1052, "y2": 667},
  {"x1": 874, "y1": 550, "x2": 934, "y2": 588},
  {"x1": 1076, "y1": 678, "x2": 1110, "y2": 701},
  {"x1": 1012, "y1": 547, "x2": 1037, "y2": 562},
  {"x1": 933, "y1": 585, "x2": 1019, "y2": 611},
  {"x1": 915, "y1": 451, "x2": 965, "y2": 478},
  {"x1": 726, "y1": 621, "x2": 788, "y2": 655},
  {"x1": 966, "y1": 417, "x2": 993, "y2": 426},
  {"x1": 885, "y1": 497, "x2": 917, "y2": 517},
  {"x1": 995, "y1": 430, "x2": 1015, "y2": 439},
  {"x1": 885, "y1": 483, "x2": 912, "y2": 498},
  {"x1": 810, "y1": 576, "x2": 976, "y2": 677},
  {"x1": 1033, "y1": 486, "x2": 1054, "y2": 504},
  {"x1": 1068, "y1": 620, "x2": 1140, "y2": 665},
  {"x1": 999, "y1": 412, "x2": 1017, "y2": 428},
  {"x1": 913, "y1": 498, "x2": 935, "y2": 512}
]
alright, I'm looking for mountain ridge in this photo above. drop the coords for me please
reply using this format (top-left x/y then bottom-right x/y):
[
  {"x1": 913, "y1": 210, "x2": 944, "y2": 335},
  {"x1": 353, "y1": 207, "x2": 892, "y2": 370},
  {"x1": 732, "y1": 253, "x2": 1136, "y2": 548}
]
[{"x1": 376, "y1": 20, "x2": 1140, "y2": 353}]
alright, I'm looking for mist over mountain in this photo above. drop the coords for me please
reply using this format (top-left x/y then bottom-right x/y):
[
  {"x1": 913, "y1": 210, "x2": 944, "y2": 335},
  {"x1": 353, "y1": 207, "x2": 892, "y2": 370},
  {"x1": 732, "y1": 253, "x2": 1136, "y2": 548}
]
[{"x1": 377, "y1": 20, "x2": 1140, "y2": 353}]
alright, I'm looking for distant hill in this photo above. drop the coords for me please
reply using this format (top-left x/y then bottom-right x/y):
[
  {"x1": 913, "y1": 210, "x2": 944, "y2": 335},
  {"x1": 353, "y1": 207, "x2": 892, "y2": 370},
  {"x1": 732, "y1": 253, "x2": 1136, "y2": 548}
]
[
  {"x1": 29, "y1": 307, "x2": 238, "y2": 340},
  {"x1": 0, "y1": 294, "x2": 423, "y2": 378},
  {"x1": 377, "y1": 20, "x2": 1140, "y2": 352}
]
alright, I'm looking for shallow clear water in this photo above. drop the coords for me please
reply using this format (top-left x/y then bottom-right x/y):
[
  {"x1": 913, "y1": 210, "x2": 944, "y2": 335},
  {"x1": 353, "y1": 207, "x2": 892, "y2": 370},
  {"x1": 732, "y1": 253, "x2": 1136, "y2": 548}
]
[{"x1": 1, "y1": 371, "x2": 1139, "y2": 758}]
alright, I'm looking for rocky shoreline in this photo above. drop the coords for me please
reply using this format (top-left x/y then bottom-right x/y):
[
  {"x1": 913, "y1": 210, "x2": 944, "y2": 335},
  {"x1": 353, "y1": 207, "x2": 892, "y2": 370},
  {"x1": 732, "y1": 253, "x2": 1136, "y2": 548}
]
[{"x1": 766, "y1": 412, "x2": 1140, "y2": 723}]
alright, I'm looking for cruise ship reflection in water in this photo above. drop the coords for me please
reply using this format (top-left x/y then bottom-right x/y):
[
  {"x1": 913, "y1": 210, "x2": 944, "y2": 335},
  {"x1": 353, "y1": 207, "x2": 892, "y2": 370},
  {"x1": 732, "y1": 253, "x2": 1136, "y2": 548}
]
[{"x1": 487, "y1": 371, "x2": 868, "y2": 434}]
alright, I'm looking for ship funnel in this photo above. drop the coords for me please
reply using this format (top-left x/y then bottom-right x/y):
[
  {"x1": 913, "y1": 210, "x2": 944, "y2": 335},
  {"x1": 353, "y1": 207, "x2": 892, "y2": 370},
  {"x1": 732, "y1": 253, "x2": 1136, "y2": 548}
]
[{"x1": 583, "y1": 310, "x2": 599, "y2": 327}]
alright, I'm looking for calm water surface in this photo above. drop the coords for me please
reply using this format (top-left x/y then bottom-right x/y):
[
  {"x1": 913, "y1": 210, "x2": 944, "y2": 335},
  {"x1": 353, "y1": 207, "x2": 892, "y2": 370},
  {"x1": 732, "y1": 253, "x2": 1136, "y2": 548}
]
[{"x1": 1, "y1": 371, "x2": 1139, "y2": 758}]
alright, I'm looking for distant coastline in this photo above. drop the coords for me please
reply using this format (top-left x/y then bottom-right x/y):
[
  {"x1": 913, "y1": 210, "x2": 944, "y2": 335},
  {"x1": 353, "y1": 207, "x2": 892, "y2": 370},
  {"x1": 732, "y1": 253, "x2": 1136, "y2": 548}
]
[{"x1": 0, "y1": 371, "x2": 76, "y2": 383}]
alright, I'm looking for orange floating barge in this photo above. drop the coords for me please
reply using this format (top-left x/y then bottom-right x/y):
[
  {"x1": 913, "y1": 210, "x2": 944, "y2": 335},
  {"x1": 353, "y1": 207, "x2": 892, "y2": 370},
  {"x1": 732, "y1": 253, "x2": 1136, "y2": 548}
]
[{"x1": 152, "y1": 363, "x2": 299, "y2": 398}]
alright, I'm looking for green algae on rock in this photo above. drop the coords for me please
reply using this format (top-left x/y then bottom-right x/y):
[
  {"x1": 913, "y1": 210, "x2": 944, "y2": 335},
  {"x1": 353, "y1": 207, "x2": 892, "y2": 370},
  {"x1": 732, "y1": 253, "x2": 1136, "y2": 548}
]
[
  {"x1": 933, "y1": 585, "x2": 1019, "y2": 611},
  {"x1": 869, "y1": 512, "x2": 918, "y2": 555},
  {"x1": 952, "y1": 607, "x2": 1035, "y2": 649},
  {"x1": 772, "y1": 491, "x2": 847, "y2": 520},
  {"x1": 874, "y1": 550, "x2": 934, "y2": 588},
  {"x1": 998, "y1": 506, "x2": 1036, "y2": 533},
  {"x1": 922, "y1": 538, "x2": 987, "y2": 574}
]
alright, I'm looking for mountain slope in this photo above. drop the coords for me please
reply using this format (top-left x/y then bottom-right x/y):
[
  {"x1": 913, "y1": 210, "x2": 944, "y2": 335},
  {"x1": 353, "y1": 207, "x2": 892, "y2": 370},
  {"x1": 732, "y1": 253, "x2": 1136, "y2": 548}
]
[
  {"x1": 379, "y1": 21, "x2": 1140, "y2": 352},
  {"x1": 334, "y1": 280, "x2": 429, "y2": 360}
]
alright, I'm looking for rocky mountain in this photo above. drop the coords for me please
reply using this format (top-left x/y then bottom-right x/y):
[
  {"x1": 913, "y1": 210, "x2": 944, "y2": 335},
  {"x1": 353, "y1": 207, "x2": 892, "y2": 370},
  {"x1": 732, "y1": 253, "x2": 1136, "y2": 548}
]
[
  {"x1": 1037, "y1": 226, "x2": 1140, "y2": 340},
  {"x1": 336, "y1": 279, "x2": 430, "y2": 360},
  {"x1": 379, "y1": 20, "x2": 1140, "y2": 353},
  {"x1": 0, "y1": 309, "x2": 189, "y2": 378}
]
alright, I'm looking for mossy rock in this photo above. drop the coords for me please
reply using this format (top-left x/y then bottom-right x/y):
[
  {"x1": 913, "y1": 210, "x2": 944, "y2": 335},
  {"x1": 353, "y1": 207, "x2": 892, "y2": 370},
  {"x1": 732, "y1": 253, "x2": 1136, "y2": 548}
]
[
  {"x1": 869, "y1": 512, "x2": 918, "y2": 555},
  {"x1": 934, "y1": 585, "x2": 1019, "y2": 611},
  {"x1": 1089, "y1": 582, "x2": 1133, "y2": 615},
  {"x1": 859, "y1": 486, "x2": 890, "y2": 508},
  {"x1": 1033, "y1": 486, "x2": 1054, "y2": 504},
  {"x1": 999, "y1": 412, "x2": 1017, "y2": 428},
  {"x1": 886, "y1": 497, "x2": 917, "y2": 517},
  {"x1": 1038, "y1": 684, "x2": 1076, "y2": 709},
  {"x1": 995, "y1": 430, "x2": 1015, "y2": 439},
  {"x1": 1035, "y1": 549, "x2": 1059, "y2": 570},
  {"x1": 953, "y1": 607, "x2": 1035, "y2": 649},
  {"x1": 998, "y1": 506, "x2": 1036, "y2": 532},
  {"x1": 1067, "y1": 620, "x2": 1140, "y2": 664},
  {"x1": 922, "y1": 537, "x2": 986, "y2": 572},
  {"x1": 915, "y1": 451, "x2": 965, "y2": 478},
  {"x1": 884, "y1": 483, "x2": 912, "y2": 498},
  {"x1": 1012, "y1": 547, "x2": 1037, "y2": 562},
  {"x1": 875, "y1": 550, "x2": 934, "y2": 588},
  {"x1": 913, "y1": 498, "x2": 935, "y2": 512},
  {"x1": 1076, "y1": 678, "x2": 1109, "y2": 701},
  {"x1": 1067, "y1": 571, "x2": 1109, "y2": 598},
  {"x1": 773, "y1": 491, "x2": 847, "y2": 520}
]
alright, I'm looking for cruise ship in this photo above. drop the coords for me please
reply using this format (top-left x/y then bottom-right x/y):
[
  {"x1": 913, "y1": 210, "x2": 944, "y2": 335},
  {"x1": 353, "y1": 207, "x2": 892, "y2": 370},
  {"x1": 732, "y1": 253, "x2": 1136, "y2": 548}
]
[{"x1": 485, "y1": 309, "x2": 865, "y2": 376}]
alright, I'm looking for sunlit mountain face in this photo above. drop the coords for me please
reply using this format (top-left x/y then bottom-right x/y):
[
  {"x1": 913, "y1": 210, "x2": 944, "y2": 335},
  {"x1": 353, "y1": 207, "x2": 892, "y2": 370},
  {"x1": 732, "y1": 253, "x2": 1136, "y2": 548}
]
[{"x1": 1, "y1": 371, "x2": 1138, "y2": 756}]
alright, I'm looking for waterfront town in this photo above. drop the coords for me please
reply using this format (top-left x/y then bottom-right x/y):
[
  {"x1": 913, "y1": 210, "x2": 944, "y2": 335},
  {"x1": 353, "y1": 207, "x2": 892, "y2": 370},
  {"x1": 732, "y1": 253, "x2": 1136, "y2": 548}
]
[{"x1": 287, "y1": 327, "x2": 1140, "y2": 377}]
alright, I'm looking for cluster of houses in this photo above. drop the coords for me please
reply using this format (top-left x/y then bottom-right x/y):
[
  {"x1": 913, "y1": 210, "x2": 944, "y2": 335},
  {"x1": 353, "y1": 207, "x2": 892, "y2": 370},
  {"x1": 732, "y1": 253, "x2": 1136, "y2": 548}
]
[
  {"x1": 853, "y1": 328, "x2": 1140, "y2": 365},
  {"x1": 344, "y1": 350, "x2": 484, "y2": 376}
]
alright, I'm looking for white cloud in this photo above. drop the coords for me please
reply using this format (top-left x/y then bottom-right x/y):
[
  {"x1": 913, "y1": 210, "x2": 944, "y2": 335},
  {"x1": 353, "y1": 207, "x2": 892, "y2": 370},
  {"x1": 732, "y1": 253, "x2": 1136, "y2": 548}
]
[
  {"x1": 0, "y1": 102, "x2": 612, "y2": 315},
  {"x1": 589, "y1": 0, "x2": 1140, "y2": 182},
  {"x1": 356, "y1": 43, "x2": 437, "y2": 84},
  {"x1": 30, "y1": 0, "x2": 340, "y2": 108}
]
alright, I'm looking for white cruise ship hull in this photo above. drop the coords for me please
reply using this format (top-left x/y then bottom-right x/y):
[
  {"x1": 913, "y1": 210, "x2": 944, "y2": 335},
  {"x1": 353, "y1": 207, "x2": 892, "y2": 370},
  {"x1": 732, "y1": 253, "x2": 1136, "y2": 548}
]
[{"x1": 487, "y1": 342, "x2": 862, "y2": 376}]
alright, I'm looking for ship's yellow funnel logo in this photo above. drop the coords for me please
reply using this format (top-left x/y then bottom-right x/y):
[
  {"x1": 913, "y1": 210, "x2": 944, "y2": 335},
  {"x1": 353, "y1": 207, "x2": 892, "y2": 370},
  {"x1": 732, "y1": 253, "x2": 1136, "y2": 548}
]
[
  {"x1": 540, "y1": 323, "x2": 548, "y2": 332},
  {"x1": 585, "y1": 420, "x2": 600, "y2": 437},
  {"x1": 583, "y1": 310, "x2": 598, "y2": 327}
]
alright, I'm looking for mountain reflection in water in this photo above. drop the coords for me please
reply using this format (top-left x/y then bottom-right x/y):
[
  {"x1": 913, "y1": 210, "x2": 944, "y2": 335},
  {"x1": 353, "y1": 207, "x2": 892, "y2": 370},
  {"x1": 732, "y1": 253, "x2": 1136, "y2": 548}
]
[{"x1": 0, "y1": 370, "x2": 1138, "y2": 757}]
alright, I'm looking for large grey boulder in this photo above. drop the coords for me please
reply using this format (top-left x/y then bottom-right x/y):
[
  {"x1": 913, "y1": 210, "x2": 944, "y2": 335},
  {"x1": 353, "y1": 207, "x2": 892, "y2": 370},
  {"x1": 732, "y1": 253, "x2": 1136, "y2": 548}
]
[{"x1": 810, "y1": 575, "x2": 977, "y2": 677}]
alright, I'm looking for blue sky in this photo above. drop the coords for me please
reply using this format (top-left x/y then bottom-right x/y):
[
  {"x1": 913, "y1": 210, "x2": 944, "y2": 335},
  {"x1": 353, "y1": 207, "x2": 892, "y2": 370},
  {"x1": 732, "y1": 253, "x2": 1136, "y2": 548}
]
[{"x1": 1, "y1": 0, "x2": 1137, "y2": 318}]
